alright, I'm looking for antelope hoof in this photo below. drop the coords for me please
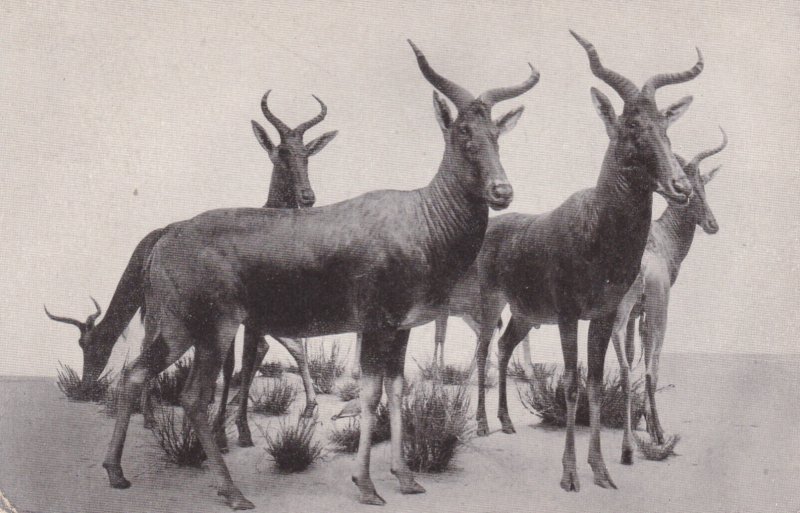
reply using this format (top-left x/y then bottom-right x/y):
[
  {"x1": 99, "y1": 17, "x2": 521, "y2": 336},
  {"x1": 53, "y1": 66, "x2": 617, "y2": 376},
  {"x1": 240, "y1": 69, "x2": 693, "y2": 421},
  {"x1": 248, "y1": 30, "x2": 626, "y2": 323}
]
[
  {"x1": 300, "y1": 402, "x2": 318, "y2": 419},
  {"x1": 352, "y1": 476, "x2": 386, "y2": 506},
  {"x1": 142, "y1": 418, "x2": 155, "y2": 430},
  {"x1": 477, "y1": 418, "x2": 490, "y2": 437},
  {"x1": 560, "y1": 468, "x2": 580, "y2": 492},
  {"x1": 103, "y1": 462, "x2": 131, "y2": 489},
  {"x1": 218, "y1": 489, "x2": 255, "y2": 510},
  {"x1": 391, "y1": 468, "x2": 426, "y2": 494},
  {"x1": 237, "y1": 422, "x2": 254, "y2": 447},
  {"x1": 237, "y1": 435, "x2": 254, "y2": 448},
  {"x1": 621, "y1": 447, "x2": 633, "y2": 465},
  {"x1": 499, "y1": 414, "x2": 516, "y2": 434},
  {"x1": 215, "y1": 433, "x2": 229, "y2": 453},
  {"x1": 591, "y1": 466, "x2": 617, "y2": 490}
]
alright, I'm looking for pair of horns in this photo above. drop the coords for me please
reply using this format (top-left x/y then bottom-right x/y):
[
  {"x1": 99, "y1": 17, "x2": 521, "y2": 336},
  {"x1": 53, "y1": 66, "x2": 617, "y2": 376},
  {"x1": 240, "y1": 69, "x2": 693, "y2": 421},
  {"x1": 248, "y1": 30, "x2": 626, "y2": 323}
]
[
  {"x1": 570, "y1": 30, "x2": 704, "y2": 102},
  {"x1": 260, "y1": 90, "x2": 328, "y2": 137},
  {"x1": 690, "y1": 127, "x2": 728, "y2": 168},
  {"x1": 408, "y1": 40, "x2": 540, "y2": 111},
  {"x1": 44, "y1": 297, "x2": 101, "y2": 331}
]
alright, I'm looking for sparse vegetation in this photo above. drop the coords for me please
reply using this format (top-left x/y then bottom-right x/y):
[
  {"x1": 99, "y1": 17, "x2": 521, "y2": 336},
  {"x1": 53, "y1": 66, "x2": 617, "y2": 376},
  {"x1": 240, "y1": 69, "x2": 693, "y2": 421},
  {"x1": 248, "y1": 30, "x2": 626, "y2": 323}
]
[
  {"x1": 258, "y1": 362, "x2": 284, "y2": 378},
  {"x1": 262, "y1": 418, "x2": 324, "y2": 473},
  {"x1": 307, "y1": 341, "x2": 346, "y2": 394},
  {"x1": 150, "y1": 406, "x2": 207, "y2": 467},
  {"x1": 517, "y1": 363, "x2": 647, "y2": 428},
  {"x1": 328, "y1": 403, "x2": 391, "y2": 453},
  {"x1": 250, "y1": 377, "x2": 297, "y2": 416},
  {"x1": 150, "y1": 358, "x2": 193, "y2": 406},
  {"x1": 402, "y1": 382, "x2": 472, "y2": 472},
  {"x1": 335, "y1": 379, "x2": 360, "y2": 402},
  {"x1": 634, "y1": 432, "x2": 681, "y2": 461},
  {"x1": 507, "y1": 357, "x2": 530, "y2": 381},
  {"x1": 56, "y1": 363, "x2": 111, "y2": 402}
]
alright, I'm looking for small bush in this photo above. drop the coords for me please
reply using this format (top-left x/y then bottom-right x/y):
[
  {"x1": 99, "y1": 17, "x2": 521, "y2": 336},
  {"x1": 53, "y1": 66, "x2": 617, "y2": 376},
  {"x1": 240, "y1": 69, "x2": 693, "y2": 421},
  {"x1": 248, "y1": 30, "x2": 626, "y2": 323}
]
[
  {"x1": 151, "y1": 358, "x2": 193, "y2": 406},
  {"x1": 328, "y1": 403, "x2": 391, "y2": 453},
  {"x1": 56, "y1": 363, "x2": 111, "y2": 402},
  {"x1": 258, "y1": 362, "x2": 284, "y2": 378},
  {"x1": 507, "y1": 357, "x2": 530, "y2": 381},
  {"x1": 250, "y1": 377, "x2": 297, "y2": 416},
  {"x1": 262, "y1": 418, "x2": 324, "y2": 473},
  {"x1": 415, "y1": 359, "x2": 472, "y2": 385},
  {"x1": 517, "y1": 363, "x2": 647, "y2": 428},
  {"x1": 335, "y1": 379, "x2": 360, "y2": 402},
  {"x1": 150, "y1": 406, "x2": 207, "y2": 467},
  {"x1": 402, "y1": 382, "x2": 472, "y2": 473},
  {"x1": 634, "y1": 432, "x2": 681, "y2": 461},
  {"x1": 307, "y1": 341, "x2": 345, "y2": 394}
]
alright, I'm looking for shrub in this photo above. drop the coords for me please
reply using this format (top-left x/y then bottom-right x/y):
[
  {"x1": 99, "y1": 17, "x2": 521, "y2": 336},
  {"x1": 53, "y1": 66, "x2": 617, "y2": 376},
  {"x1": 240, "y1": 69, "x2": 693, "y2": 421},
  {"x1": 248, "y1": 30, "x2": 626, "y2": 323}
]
[
  {"x1": 328, "y1": 402, "x2": 391, "y2": 453},
  {"x1": 149, "y1": 406, "x2": 207, "y2": 467},
  {"x1": 634, "y1": 432, "x2": 681, "y2": 461},
  {"x1": 402, "y1": 382, "x2": 472, "y2": 473},
  {"x1": 507, "y1": 357, "x2": 530, "y2": 381},
  {"x1": 258, "y1": 362, "x2": 284, "y2": 378},
  {"x1": 307, "y1": 341, "x2": 345, "y2": 394},
  {"x1": 335, "y1": 379, "x2": 360, "y2": 402},
  {"x1": 151, "y1": 358, "x2": 193, "y2": 406},
  {"x1": 262, "y1": 418, "x2": 324, "y2": 473},
  {"x1": 250, "y1": 377, "x2": 297, "y2": 416},
  {"x1": 56, "y1": 362, "x2": 111, "y2": 402},
  {"x1": 517, "y1": 363, "x2": 647, "y2": 428}
]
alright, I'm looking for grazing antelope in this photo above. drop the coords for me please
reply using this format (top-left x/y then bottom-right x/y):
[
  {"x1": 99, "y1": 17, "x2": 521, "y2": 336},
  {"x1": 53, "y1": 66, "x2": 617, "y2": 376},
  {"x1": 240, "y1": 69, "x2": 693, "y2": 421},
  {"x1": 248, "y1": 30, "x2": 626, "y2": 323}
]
[
  {"x1": 45, "y1": 93, "x2": 337, "y2": 444},
  {"x1": 465, "y1": 31, "x2": 702, "y2": 492},
  {"x1": 100, "y1": 41, "x2": 539, "y2": 509},
  {"x1": 612, "y1": 128, "x2": 727, "y2": 463},
  {"x1": 43, "y1": 298, "x2": 103, "y2": 381}
]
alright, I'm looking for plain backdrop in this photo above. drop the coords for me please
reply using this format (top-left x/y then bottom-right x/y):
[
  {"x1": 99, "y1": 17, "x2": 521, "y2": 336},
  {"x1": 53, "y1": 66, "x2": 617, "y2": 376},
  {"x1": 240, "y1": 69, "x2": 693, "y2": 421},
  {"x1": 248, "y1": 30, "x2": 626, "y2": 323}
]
[{"x1": 1, "y1": 0, "x2": 798, "y2": 376}]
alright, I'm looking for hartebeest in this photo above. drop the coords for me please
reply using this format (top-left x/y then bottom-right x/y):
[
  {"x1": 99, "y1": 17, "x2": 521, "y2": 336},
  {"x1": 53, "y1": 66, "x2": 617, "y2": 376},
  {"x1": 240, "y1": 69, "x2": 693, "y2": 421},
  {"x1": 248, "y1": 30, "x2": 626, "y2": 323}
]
[
  {"x1": 100, "y1": 41, "x2": 539, "y2": 509},
  {"x1": 45, "y1": 93, "x2": 337, "y2": 444},
  {"x1": 612, "y1": 128, "x2": 727, "y2": 462},
  {"x1": 466, "y1": 31, "x2": 702, "y2": 492}
]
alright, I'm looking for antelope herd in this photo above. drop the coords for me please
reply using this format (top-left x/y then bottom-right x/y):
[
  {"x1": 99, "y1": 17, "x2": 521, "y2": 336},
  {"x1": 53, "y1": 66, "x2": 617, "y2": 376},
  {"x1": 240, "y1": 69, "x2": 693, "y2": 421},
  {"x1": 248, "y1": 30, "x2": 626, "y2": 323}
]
[{"x1": 44, "y1": 32, "x2": 727, "y2": 509}]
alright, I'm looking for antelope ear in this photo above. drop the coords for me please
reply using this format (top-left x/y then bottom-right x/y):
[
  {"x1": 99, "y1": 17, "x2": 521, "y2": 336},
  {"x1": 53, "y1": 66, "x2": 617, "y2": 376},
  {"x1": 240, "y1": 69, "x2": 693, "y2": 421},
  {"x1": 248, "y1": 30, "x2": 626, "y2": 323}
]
[
  {"x1": 495, "y1": 106, "x2": 524, "y2": 135},
  {"x1": 662, "y1": 96, "x2": 693, "y2": 126},
  {"x1": 701, "y1": 165, "x2": 721, "y2": 185},
  {"x1": 432, "y1": 91, "x2": 453, "y2": 131},
  {"x1": 252, "y1": 120, "x2": 275, "y2": 153},
  {"x1": 306, "y1": 130, "x2": 338, "y2": 156},
  {"x1": 591, "y1": 87, "x2": 617, "y2": 138}
]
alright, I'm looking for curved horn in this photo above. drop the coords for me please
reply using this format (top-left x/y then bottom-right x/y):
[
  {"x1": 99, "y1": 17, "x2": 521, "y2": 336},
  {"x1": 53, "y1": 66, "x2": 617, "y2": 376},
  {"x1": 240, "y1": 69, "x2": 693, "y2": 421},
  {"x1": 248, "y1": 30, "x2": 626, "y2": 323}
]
[
  {"x1": 690, "y1": 127, "x2": 728, "y2": 168},
  {"x1": 643, "y1": 48, "x2": 704, "y2": 97},
  {"x1": 294, "y1": 95, "x2": 327, "y2": 135},
  {"x1": 570, "y1": 30, "x2": 639, "y2": 102},
  {"x1": 44, "y1": 305, "x2": 85, "y2": 330},
  {"x1": 408, "y1": 39, "x2": 474, "y2": 110},
  {"x1": 260, "y1": 90, "x2": 291, "y2": 136},
  {"x1": 477, "y1": 63, "x2": 540, "y2": 108},
  {"x1": 87, "y1": 296, "x2": 102, "y2": 325}
]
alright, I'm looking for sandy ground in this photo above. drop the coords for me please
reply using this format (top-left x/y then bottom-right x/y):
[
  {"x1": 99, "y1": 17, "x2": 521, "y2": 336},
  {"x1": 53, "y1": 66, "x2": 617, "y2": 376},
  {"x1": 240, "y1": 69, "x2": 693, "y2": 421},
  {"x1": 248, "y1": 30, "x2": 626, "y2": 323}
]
[{"x1": 1, "y1": 352, "x2": 798, "y2": 513}]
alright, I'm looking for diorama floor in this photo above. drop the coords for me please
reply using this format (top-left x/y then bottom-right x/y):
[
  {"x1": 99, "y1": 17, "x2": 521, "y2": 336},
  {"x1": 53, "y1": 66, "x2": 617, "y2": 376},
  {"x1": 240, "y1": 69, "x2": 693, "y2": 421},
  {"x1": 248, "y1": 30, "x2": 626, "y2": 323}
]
[{"x1": 1, "y1": 352, "x2": 798, "y2": 513}]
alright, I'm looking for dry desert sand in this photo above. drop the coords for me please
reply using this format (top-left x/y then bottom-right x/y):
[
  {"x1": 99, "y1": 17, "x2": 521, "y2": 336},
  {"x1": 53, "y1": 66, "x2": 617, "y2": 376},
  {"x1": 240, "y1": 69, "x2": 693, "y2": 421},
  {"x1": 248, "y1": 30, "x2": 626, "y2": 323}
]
[{"x1": 1, "y1": 352, "x2": 798, "y2": 513}]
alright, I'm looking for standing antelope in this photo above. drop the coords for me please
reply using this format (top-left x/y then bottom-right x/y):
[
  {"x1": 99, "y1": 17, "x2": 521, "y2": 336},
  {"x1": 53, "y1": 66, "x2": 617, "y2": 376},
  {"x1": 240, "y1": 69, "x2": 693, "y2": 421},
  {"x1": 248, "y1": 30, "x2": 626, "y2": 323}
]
[
  {"x1": 465, "y1": 31, "x2": 702, "y2": 492},
  {"x1": 45, "y1": 93, "x2": 337, "y2": 446},
  {"x1": 99, "y1": 41, "x2": 539, "y2": 509},
  {"x1": 612, "y1": 128, "x2": 727, "y2": 462}
]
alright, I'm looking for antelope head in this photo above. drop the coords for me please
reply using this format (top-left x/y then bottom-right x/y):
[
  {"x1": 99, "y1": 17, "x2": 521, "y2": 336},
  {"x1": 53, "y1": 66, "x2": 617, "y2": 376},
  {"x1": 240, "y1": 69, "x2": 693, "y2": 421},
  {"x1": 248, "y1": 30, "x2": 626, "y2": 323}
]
[
  {"x1": 409, "y1": 40, "x2": 539, "y2": 211},
  {"x1": 44, "y1": 297, "x2": 107, "y2": 382},
  {"x1": 678, "y1": 127, "x2": 727, "y2": 234},
  {"x1": 572, "y1": 30, "x2": 703, "y2": 206},
  {"x1": 252, "y1": 91, "x2": 338, "y2": 208}
]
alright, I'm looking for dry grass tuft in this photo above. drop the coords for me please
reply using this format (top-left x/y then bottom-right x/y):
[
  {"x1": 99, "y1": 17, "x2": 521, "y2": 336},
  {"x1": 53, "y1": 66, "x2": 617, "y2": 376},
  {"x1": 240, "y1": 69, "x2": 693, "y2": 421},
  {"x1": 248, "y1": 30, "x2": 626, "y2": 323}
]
[
  {"x1": 261, "y1": 417, "x2": 324, "y2": 473},
  {"x1": 56, "y1": 363, "x2": 111, "y2": 402},
  {"x1": 307, "y1": 341, "x2": 346, "y2": 394},
  {"x1": 250, "y1": 377, "x2": 297, "y2": 416}
]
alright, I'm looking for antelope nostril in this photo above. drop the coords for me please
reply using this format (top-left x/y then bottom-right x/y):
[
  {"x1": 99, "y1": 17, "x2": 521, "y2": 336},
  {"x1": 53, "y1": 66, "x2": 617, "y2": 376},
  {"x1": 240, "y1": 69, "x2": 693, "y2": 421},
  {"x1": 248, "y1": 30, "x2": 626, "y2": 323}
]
[
  {"x1": 491, "y1": 183, "x2": 513, "y2": 199},
  {"x1": 301, "y1": 190, "x2": 315, "y2": 202}
]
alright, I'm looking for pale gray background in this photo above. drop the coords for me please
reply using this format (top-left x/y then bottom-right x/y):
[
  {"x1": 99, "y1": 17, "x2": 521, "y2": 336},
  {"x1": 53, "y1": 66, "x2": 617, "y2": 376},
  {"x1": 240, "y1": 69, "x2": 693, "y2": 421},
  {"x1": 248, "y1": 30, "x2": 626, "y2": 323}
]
[{"x1": 1, "y1": 0, "x2": 797, "y2": 377}]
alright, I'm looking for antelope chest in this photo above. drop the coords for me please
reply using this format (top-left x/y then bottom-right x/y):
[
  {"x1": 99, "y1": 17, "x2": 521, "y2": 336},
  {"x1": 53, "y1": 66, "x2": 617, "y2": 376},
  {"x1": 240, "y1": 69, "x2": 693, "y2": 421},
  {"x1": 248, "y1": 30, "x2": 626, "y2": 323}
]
[{"x1": 399, "y1": 302, "x2": 445, "y2": 329}]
